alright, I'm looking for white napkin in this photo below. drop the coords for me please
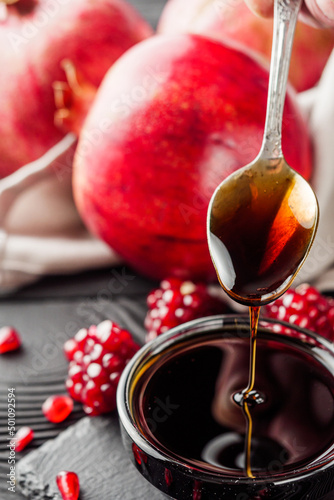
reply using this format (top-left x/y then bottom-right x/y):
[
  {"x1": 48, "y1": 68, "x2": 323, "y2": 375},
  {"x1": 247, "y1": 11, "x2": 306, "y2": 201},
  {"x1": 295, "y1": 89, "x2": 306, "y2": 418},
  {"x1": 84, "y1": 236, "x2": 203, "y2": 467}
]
[
  {"x1": 0, "y1": 134, "x2": 122, "y2": 293},
  {"x1": 0, "y1": 50, "x2": 333, "y2": 294},
  {"x1": 295, "y1": 48, "x2": 334, "y2": 291}
]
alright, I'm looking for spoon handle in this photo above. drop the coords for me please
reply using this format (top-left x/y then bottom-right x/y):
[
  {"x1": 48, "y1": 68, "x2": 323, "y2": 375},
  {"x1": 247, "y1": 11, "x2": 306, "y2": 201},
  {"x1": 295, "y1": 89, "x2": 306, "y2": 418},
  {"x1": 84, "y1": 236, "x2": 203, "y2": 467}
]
[{"x1": 261, "y1": 0, "x2": 302, "y2": 160}]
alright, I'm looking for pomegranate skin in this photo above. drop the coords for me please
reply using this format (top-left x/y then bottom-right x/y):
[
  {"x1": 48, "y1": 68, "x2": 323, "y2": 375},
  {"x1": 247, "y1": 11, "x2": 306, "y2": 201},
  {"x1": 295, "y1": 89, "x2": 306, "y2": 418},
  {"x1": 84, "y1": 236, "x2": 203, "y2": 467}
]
[
  {"x1": 73, "y1": 34, "x2": 313, "y2": 282},
  {"x1": 0, "y1": 0, "x2": 153, "y2": 178},
  {"x1": 157, "y1": 0, "x2": 334, "y2": 93}
]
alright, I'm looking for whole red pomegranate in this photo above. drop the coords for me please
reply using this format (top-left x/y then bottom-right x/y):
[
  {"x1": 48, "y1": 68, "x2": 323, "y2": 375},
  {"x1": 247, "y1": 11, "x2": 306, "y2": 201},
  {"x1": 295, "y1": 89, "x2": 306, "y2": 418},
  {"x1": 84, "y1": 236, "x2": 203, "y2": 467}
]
[
  {"x1": 0, "y1": 0, "x2": 152, "y2": 178},
  {"x1": 73, "y1": 34, "x2": 313, "y2": 282},
  {"x1": 157, "y1": 0, "x2": 334, "y2": 93}
]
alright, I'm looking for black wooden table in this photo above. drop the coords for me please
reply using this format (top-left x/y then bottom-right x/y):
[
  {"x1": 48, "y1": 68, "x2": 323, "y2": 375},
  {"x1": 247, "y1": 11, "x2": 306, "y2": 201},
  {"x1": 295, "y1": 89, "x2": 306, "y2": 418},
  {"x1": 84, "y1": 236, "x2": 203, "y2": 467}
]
[{"x1": 0, "y1": 2, "x2": 168, "y2": 499}]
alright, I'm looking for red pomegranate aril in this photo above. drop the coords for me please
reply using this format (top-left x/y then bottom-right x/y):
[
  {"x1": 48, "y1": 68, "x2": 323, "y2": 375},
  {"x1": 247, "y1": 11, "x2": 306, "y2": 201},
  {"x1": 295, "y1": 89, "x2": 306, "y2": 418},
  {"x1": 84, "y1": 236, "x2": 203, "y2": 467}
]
[
  {"x1": 308, "y1": 306, "x2": 319, "y2": 320},
  {"x1": 63, "y1": 339, "x2": 78, "y2": 361},
  {"x1": 95, "y1": 320, "x2": 121, "y2": 351},
  {"x1": 316, "y1": 316, "x2": 331, "y2": 334},
  {"x1": 102, "y1": 353, "x2": 123, "y2": 372},
  {"x1": 14, "y1": 426, "x2": 34, "y2": 452},
  {"x1": 95, "y1": 320, "x2": 118, "y2": 342},
  {"x1": 84, "y1": 338, "x2": 95, "y2": 354},
  {"x1": 161, "y1": 278, "x2": 181, "y2": 290},
  {"x1": 66, "y1": 379, "x2": 83, "y2": 402},
  {"x1": 73, "y1": 350, "x2": 84, "y2": 364},
  {"x1": 87, "y1": 324, "x2": 97, "y2": 338},
  {"x1": 82, "y1": 380, "x2": 104, "y2": 408},
  {"x1": 163, "y1": 289, "x2": 182, "y2": 308},
  {"x1": 86, "y1": 363, "x2": 109, "y2": 385},
  {"x1": 0, "y1": 327, "x2": 21, "y2": 354},
  {"x1": 109, "y1": 372, "x2": 121, "y2": 385},
  {"x1": 329, "y1": 307, "x2": 334, "y2": 322},
  {"x1": 292, "y1": 316, "x2": 310, "y2": 329},
  {"x1": 82, "y1": 354, "x2": 92, "y2": 370},
  {"x1": 83, "y1": 405, "x2": 101, "y2": 416},
  {"x1": 100, "y1": 383, "x2": 117, "y2": 408},
  {"x1": 147, "y1": 290, "x2": 162, "y2": 308},
  {"x1": 68, "y1": 364, "x2": 84, "y2": 383},
  {"x1": 104, "y1": 334, "x2": 123, "y2": 352},
  {"x1": 42, "y1": 395, "x2": 74, "y2": 423},
  {"x1": 89, "y1": 343, "x2": 105, "y2": 363},
  {"x1": 74, "y1": 328, "x2": 89, "y2": 349},
  {"x1": 56, "y1": 471, "x2": 80, "y2": 500}
]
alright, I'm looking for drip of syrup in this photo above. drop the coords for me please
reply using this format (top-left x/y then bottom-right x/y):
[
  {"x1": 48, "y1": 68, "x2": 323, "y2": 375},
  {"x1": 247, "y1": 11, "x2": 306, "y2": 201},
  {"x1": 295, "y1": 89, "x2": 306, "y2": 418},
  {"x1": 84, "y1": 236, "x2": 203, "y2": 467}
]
[
  {"x1": 244, "y1": 306, "x2": 260, "y2": 478},
  {"x1": 231, "y1": 306, "x2": 262, "y2": 477}
]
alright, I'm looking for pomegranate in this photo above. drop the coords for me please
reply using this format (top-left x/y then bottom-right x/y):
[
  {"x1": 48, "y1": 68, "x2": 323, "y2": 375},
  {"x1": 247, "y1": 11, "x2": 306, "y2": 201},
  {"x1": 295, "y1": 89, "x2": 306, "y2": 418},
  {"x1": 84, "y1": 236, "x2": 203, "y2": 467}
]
[
  {"x1": 0, "y1": 0, "x2": 152, "y2": 178},
  {"x1": 73, "y1": 34, "x2": 313, "y2": 282},
  {"x1": 157, "y1": 0, "x2": 334, "y2": 92}
]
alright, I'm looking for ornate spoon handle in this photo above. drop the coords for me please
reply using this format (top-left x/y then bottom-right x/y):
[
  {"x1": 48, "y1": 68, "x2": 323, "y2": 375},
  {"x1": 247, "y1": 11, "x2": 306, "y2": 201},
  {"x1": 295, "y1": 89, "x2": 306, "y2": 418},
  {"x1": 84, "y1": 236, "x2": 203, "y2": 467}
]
[{"x1": 261, "y1": 0, "x2": 302, "y2": 160}]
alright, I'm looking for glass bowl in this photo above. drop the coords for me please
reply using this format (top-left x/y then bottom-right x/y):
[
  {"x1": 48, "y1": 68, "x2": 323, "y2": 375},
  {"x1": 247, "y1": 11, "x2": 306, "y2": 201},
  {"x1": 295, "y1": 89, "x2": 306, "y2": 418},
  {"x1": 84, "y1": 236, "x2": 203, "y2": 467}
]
[{"x1": 117, "y1": 315, "x2": 334, "y2": 499}]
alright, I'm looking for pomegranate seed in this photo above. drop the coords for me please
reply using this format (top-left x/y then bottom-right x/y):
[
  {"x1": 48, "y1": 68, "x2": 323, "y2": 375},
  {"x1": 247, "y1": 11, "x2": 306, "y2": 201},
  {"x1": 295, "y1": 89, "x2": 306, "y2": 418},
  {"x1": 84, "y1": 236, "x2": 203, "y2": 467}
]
[
  {"x1": 68, "y1": 364, "x2": 84, "y2": 384},
  {"x1": 74, "y1": 328, "x2": 88, "y2": 349},
  {"x1": 65, "y1": 379, "x2": 83, "y2": 402},
  {"x1": 82, "y1": 380, "x2": 105, "y2": 408},
  {"x1": 0, "y1": 326, "x2": 21, "y2": 354},
  {"x1": 14, "y1": 426, "x2": 34, "y2": 452},
  {"x1": 42, "y1": 395, "x2": 73, "y2": 423},
  {"x1": 99, "y1": 383, "x2": 117, "y2": 411},
  {"x1": 86, "y1": 363, "x2": 109, "y2": 385},
  {"x1": 56, "y1": 471, "x2": 80, "y2": 500},
  {"x1": 89, "y1": 343, "x2": 105, "y2": 363},
  {"x1": 63, "y1": 338, "x2": 78, "y2": 361},
  {"x1": 102, "y1": 352, "x2": 123, "y2": 371}
]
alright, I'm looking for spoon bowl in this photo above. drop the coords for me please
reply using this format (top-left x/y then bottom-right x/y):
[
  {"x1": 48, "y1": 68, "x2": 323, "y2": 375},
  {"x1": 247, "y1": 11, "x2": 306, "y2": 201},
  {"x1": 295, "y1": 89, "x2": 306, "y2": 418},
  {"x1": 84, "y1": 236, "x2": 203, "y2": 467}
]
[
  {"x1": 207, "y1": 0, "x2": 318, "y2": 306},
  {"x1": 208, "y1": 156, "x2": 318, "y2": 306}
]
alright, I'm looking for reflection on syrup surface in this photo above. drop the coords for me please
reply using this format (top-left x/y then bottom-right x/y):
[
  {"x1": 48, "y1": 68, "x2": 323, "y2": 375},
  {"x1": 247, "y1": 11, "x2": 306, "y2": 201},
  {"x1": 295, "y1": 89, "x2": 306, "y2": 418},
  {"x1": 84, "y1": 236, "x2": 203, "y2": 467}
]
[
  {"x1": 134, "y1": 335, "x2": 334, "y2": 477},
  {"x1": 208, "y1": 158, "x2": 318, "y2": 307}
]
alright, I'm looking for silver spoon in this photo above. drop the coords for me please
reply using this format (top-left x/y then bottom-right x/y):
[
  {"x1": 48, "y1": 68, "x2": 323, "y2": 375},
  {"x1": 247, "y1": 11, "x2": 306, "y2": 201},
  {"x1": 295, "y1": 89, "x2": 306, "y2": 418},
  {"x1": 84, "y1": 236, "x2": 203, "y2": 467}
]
[{"x1": 207, "y1": 0, "x2": 319, "y2": 307}]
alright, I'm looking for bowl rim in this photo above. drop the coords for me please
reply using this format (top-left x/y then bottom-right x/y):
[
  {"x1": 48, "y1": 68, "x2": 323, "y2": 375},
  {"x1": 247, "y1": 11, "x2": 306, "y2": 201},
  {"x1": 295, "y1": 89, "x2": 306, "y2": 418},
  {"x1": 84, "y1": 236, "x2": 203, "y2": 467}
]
[{"x1": 117, "y1": 314, "x2": 334, "y2": 486}]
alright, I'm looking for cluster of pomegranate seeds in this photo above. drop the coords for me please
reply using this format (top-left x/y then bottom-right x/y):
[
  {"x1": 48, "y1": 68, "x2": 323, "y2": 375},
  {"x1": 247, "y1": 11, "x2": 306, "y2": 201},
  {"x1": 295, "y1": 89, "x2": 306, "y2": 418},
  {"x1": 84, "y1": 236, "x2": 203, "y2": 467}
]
[
  {"x1": 14, "y1": 426, "x2": 34, "y2": 452},
  {"x1": 56, "y1": 471, "x2": 80, "y2": 500},
  {"x1": 265, "y1": 284, "x2": 334, "y2": 341},
  {"x1": 42, "y1": 395, "x2": 74, "y2": 423},
  {"x1": 0, "y1": 326, "x2": 21, "y2": 353},
  {"x1": 64, "y1": 320, "x2": 139, "y2": 416},
  {"x1": 145, "y1": 278, "x2": 226, "y2": 342}
]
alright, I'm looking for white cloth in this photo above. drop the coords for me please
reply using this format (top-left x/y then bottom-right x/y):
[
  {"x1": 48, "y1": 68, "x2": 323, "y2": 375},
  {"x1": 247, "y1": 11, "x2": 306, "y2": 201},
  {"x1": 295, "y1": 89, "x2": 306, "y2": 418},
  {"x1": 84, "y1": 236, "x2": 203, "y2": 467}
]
[
  {"x1": 295, "y1": 49, "x2": 334, "y2": 291},
  {"x1": 0, "y1": 134, "x2": 122, "y2": 293},
  {"x1": 0, "y1": 50, "x2": 333, "y2": 293}
]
